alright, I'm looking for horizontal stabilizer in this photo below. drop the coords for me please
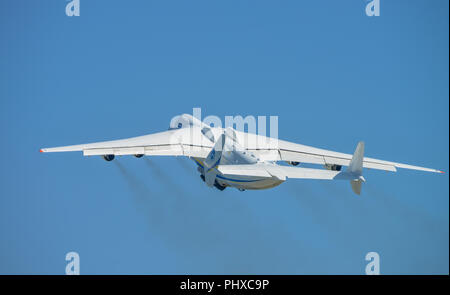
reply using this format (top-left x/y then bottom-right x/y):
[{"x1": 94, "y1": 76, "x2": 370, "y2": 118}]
[{"x1": 217, "y1": 164, "x2": 358, "y2": 181}]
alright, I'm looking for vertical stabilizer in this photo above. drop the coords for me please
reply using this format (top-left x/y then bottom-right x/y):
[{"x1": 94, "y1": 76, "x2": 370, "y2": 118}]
[
  {"x1": 348, "y1": 141, "x2": 365, "y2": 195},
  {"x1": 203, "y1": 134, "x2": 226, "y2": 187},
  {"x1": 348, "y1": 141, "x2": 364, "y2": 175},
  {"x1": 351, "y1": 179, "x2": 363, "y2": 195}
]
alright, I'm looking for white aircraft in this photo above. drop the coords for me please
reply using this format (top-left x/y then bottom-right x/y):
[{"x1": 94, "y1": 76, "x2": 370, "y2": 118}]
[{"x1": 40, "y1": 114, "x2": 444, "y2": 195}]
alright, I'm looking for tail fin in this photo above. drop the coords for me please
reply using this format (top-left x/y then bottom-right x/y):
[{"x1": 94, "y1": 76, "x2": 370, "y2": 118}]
[
  {"x1": 351, "y1": 179, "x2": 363, "y2": 195},
  {"x1": 203, "y1": 134, "x2": 226, "y2": 187},
  {"x1": 204, "y1": 133, "x2": 226, "y2": 170},
  {"x1": 348, "y1": 141, "x2": 365, "y2": 195},
  {"x1": 348, "y1": 141, "x2": 364, "y2": 175}
]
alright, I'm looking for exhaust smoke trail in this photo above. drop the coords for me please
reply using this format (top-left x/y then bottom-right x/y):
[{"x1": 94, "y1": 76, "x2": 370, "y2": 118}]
[
  {"x1": 286, "y1": 181, "x2": 346, "y2": 235},
  {"x1": 114, "y1": 160, "x2": 167, "y2": 226},
  {"x1": 116, "y1": 158, "x2": 327, "y2": 273},
  {"x1": 139, "y1": 158, "x2": 311, "y2": 273},
  {"x1": 140, "y1": 157, "x2": 229, "y2": 252},
  {"x1": 286, "y1": 180, "x2": 379, "y2": 268},
  {"x1": 115, "y1": 160, "x2": 152, "y2": 197},
  {"x1": 364, "y1": 182, "x2": 444, "y2": 232},
  {"x1": 143, "y1": 158, "x2": 186, "y2": 197},
  {"x1": 175, "y1": 157, "x2": 195, "y2": 176}
]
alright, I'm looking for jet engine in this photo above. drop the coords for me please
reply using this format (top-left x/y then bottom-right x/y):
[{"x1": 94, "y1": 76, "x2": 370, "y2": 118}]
[
  {"x1": 324, "y1": 164, "x2": 342, "y2": 171},
  {"x1": 103, "y1": 154, "x2": 115, "y2": 161}
]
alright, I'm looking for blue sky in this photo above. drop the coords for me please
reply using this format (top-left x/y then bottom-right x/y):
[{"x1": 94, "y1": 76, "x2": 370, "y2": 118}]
[{"x1": 0, "y1": 0, "x2": 448, "y2": 274}]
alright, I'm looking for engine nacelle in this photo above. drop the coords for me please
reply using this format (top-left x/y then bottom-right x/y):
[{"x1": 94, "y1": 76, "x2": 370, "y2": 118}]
[
  {"x1": 324, "y1": 164, "x2": 342, "y2": 171},
  {"x1": 287, "y1": 161, "x2": 300, "y2": 166},
  {"x1": 103, "y1": 154, "x2": 115, "y2": 161}
]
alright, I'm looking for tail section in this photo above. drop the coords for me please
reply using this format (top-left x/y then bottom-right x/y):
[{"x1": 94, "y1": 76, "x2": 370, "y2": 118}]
[
  {"x1": 203, "y1": 134, "x2": 226, "y2": 187},
  {"x1": 348, "y1": 141, "x2": 365, "y2": 195},
  {"x1": 348, "y1": 142, "x2": 364, "y2": 175},
  {"x1": 204, "y1": 133, "x2": 226, "y2": 170},
  {"x1": 350, "y1": 179, "x2": 363, "y2": 195}
]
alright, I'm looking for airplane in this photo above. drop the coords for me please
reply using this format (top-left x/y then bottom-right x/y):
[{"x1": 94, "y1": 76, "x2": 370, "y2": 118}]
[{"x1": 40, "y1": 113, "x2": 444, "y2": 195}]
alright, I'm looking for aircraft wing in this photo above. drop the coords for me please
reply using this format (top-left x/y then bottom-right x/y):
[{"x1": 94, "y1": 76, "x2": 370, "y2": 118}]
[
  {"x1": 231, "y1": 130, "x2": 443, "y2": 174},
  {"x1": 273, "y1": 139, "x2": 443, "y2": 173},
  {"x1": 40, "y1": 127, "x2": 213, "y2": 158}
]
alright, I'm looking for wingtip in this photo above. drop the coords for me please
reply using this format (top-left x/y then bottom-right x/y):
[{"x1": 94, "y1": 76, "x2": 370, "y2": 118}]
[
  {"x1": 40, "y1": 149, "x2": 44, "y2": 153},
  {"x1": 439, "y1": 170, "x2": 445, "y2": 174}
]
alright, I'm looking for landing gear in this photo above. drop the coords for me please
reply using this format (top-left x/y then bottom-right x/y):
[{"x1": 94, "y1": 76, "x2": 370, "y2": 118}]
[{"x1": 199, "y1": 174, "x2": 226, "y2": 191}]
